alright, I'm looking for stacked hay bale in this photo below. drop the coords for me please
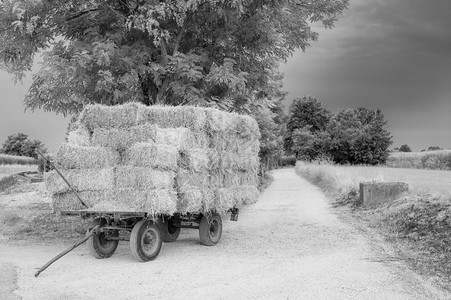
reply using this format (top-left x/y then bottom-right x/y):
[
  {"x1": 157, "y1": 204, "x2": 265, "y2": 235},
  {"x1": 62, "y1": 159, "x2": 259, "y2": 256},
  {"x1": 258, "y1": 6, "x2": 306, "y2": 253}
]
[{"x1": 46, "y1": 103, "x2": 260, "y2": 216}]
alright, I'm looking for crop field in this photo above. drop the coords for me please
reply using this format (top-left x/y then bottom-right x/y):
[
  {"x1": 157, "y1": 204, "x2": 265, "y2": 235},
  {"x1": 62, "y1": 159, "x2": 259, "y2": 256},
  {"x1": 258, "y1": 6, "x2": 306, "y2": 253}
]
[
  {"x1": 340, "y1": 165, "x2": 451, "y2": 196},
  {"x1": 386, "y1": 150, "x2": 451, "y2": 170},
  {"x1": 0, "y1": 154, "x2": 38, "y2": 166}
]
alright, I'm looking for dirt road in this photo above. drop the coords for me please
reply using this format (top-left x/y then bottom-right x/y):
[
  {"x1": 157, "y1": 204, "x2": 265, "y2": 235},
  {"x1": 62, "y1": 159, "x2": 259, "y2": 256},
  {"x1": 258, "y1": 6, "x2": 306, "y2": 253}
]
[{"x1": 0, "y1": 168, "x2": 449, "y2": 299}]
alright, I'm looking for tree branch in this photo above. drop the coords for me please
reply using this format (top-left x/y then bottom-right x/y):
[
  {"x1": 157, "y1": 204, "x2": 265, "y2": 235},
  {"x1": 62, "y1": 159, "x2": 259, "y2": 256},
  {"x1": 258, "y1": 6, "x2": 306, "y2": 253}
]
[
  {"x1": 172, "y1": 23, "x2": 186, "y2": 55},
  {"x1": 160, "y1": 38, "x2": 168, "y2": 64},
  {"x1": 66, "y1": 9, "x2": 101, "y2": 22},
  {"x1": 156, "y1": 38, "x2": 169, "y2": 104}
]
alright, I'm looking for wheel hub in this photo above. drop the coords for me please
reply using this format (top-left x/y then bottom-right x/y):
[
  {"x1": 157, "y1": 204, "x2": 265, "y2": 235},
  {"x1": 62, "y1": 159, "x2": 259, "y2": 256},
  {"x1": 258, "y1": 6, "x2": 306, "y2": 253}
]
[{"x1": 142, "y1": 229, "x2": 158, "y2": 254}]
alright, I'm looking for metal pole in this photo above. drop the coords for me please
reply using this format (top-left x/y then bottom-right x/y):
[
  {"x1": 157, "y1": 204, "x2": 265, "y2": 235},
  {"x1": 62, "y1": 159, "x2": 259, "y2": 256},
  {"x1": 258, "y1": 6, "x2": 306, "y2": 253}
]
[{"x1": 34, "y1": 225, "x2": 100, "y2": 277}]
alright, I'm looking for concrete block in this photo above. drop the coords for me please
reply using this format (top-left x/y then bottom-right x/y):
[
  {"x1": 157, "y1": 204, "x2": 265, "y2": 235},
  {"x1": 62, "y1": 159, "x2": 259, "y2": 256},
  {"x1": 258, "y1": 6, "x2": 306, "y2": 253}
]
[{"x1": 359, "y1": 182, "x2": 409, "y2": 208}]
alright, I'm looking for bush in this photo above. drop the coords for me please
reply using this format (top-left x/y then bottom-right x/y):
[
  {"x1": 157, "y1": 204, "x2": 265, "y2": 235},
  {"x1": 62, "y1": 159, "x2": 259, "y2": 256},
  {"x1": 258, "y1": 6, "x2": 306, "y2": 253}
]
[
  {"x1": 278, "y1": 156, "x2": 296, "y2": 167},
  {"x1": 399, "y1": 144, "x2": 412, "y2": 152}
]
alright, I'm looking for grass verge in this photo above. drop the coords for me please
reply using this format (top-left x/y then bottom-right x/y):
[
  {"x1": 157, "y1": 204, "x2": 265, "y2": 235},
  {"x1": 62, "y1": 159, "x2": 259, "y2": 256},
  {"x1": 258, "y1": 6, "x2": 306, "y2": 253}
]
[
  {"x1": 0, "y1": 182, "x2": 87, "y2": 244},
  {"x1": 296, "y1": 160, "x2": 451, "y2": 292}
]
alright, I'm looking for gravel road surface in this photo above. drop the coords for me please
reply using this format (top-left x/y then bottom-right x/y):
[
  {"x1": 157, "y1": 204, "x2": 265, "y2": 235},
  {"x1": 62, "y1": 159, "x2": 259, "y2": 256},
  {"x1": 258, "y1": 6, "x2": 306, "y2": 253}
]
[{"x1": 0, "y1": 168, "x2": 449, "y2": 299}]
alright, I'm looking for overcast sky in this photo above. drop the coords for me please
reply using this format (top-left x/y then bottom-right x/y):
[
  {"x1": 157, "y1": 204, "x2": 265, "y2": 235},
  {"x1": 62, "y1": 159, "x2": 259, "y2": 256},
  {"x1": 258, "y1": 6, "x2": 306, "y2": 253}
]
[
  {"x1": 1, "y1": 0, "x2": 450, "y2": 152},
  {"x1": 280, "y1": 0, "x2": 451, "y2": 151}
]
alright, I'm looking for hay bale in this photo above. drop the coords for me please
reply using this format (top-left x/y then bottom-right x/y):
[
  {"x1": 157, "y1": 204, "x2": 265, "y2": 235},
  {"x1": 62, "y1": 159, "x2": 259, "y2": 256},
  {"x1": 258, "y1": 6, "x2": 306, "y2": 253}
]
[
  {"x1": 91, "y1": 124, "x2": 157, "y2": 151},
  {"x1": 90, "y1": 199, "x2": 141, "y2": 212},
  {"x1": 52, "y1": 189, "x2": 149, "y2": 212},
  {"x1": 235, "y1": 114, "x2": 261, "y2": 139},
  {"x1": 219, "y1": 151, "x2": 259, "y2": 172},
  {"x1": 104, "y1": 189, "x2": 147, "y2": 210},
  {"x1": 213, "y1": 185, "x2": 259, "y2": 211},
  {"x1": 209, "y1": 172, "x2": 224, "y2": 189},
  {"x1": 137, "y1": 105, "x2": 207, "y2": 132},
  {"x1": 155, "y1": 128, "x2": 209, "y2": 150},
  {"x1": 177, "y1": 188, "x2": 203, "y2": 214},
  {"x1": 54, "y1": 104, "x2": 261, "y2": 215},
  {"x1": 222, "y1": 170, "x2": 241, "y2": 187},
  {"x1": 236, "y1": 185, "x2": 259, "y2": 205},
  {"x1": 79, "y1": 103, "x2": 141, "y2": 130},
  {"x1": 210, "y1": 133, "x2": 260, "y2": 153},
  {"x1": 144, "y1": 189, "x2": 178, "y2": 215},
  {"x1": 214, "y1": 188, "x2": 236, "y2": 213},
  {"x1": 45, "y1": 169, "x2": 114, "y2": 194},
  {"x1": 52, "y1": 191, "x2": 107, "y2": 211},
  {"x1": 202, "y1": 188, "x2": 216, "y2": 212},
  {"x1": 208, "y1": 149, "x2": 221, "y2": 169},
  {"x1": 205, "y1": 108, "x2": 237, "y2": 133},
  {"x1": 67, "y1": 125, "x2": 91, "y2": 146},
  {"x1": 55, "y1": 144, "x2": 120, "y2": 169},
  {"x1": 123, "y1": 143, "x2": 179, "y2": 170},
  {"x1": 115, "y1": 167, "x2": 174, "y2": 190},
  {"x1": 176, "y1": 170, "x2": 209, "y2": 191},
  {"x1": 179, "y1": 148, "x2": 210, "y2": 171},
  {"x1": 238, "y1": 171, "x2": 259, "y2": 186},
  {"x1": 236, "y1": 151, "x2": 260, "y2": 172}
]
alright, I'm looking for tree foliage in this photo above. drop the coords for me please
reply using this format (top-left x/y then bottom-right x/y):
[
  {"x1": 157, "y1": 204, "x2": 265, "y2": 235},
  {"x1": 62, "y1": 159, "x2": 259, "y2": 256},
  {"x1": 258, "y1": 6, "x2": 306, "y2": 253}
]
[
  {"x1": 284, "y1": 96, "x2": 331, "y2": 157},
  {"x1": 285, "y1": 97, "x2": 393, "y2": 165},
  {"x1": 399, "y1": 144, "x2": 412, "y2": 152},
  {"x1": 253, "y1": 103, "x2": 287, "y2": 172},
  {"x1": 327, "y1": 108, "x2": 392, "y2": 164},
  {"x1": 0, "y1": 0, "x2": 349, "y2": 172},
  {"x1": 1, "y1": 133, "x2": 47, "y2": 158},
  {"x1": 427, "y1": 146, "x2": 441, "y2": 151},
  {"x1": 0, "y1": 0, "x2": 348, "y2": 115}
]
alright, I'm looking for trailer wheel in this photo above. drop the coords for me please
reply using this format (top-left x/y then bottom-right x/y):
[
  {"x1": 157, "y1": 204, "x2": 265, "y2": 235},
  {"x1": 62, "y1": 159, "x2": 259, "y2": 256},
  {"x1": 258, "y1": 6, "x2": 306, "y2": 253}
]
[
  {"x1": 86, "y1": 219, "x2": 118, "y2": 259},
  {"x1": 159, "y1": 217, "x2": 181, "y2": 243},
  {"x1": 130, "y1": 220, "x2": 162, "y2": 262},
  {"x1": 199, "y1": 214, "x2": 222, "y2": 246}
]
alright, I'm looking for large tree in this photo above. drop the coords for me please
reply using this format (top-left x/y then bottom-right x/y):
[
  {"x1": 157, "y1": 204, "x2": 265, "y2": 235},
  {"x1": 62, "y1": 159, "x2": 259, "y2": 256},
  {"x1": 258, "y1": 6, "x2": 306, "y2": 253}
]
[
  {"x1": 284, "y1": 96, "x2": 331, "y2": 157},
  {"x1": 327, "y1": 108, "x2": 392, "y2": 165},
  {"x1": 0, "y1": 0, "x2": 349, "y2": 116},
  {"x1": 285, "y1": 96, "x2": 392, "y2": 164}
]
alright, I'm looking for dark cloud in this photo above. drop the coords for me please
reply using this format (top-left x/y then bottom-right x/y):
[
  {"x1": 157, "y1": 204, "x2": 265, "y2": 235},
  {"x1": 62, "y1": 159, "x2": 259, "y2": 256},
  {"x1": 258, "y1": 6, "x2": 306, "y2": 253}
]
[{"x1": 281, "y1": 0, "x2": 451, "y2": 150}]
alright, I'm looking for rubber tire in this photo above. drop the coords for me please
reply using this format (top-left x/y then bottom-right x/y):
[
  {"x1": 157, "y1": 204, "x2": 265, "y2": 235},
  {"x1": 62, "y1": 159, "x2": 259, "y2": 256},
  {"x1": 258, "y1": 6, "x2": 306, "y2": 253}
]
[
  {"x1": 199, "y1": 214, "x2": 222, "y2": 246},
  {"x1": 130, "y1": 220, "x2": 162, "y2": 262},
  {"x1": 159, "y1": 217, "x2": 181, "y2": 243},
  {"x1": 86, "y1": 219, "x2": 119, "y2": 259}
]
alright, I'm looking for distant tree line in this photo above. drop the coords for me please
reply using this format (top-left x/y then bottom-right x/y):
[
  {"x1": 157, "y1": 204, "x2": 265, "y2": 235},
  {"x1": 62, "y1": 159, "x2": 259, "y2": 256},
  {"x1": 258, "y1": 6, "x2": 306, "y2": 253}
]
[
  {"x1": 284, "y1": 96, "x2": 393, "y2": 165},
  {"x1": 393, "y1": 145, "x2": 443, "y2": 153}
]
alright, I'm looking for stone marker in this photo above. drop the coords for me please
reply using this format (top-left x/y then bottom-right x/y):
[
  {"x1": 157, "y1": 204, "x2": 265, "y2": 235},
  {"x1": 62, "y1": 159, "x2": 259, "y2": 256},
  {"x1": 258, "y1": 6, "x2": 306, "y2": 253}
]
[{"x1": 359, "y1": 182, "x2": 409, "y2": 208}]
